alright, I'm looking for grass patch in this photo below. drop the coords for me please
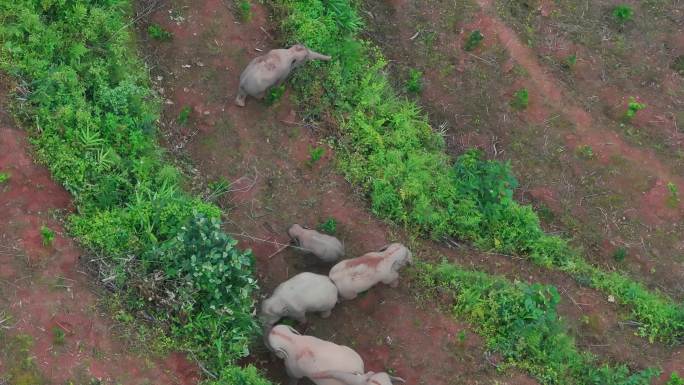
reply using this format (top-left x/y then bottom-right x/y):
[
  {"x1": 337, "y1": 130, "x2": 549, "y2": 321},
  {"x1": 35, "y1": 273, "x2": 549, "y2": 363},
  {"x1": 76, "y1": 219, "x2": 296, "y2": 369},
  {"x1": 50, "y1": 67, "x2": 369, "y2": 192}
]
[
  {"x1": 510, "y1": 88, "x2": 529, "y2": 110},
  {"x1": 265, "y1": 84, "x2": 286, "y2": 105},
  {"x1": 52, "y1": 327, "x2": 66, "y2": 345},
  {"x1": 147, "y1": 23, "x2": 173, "y2": 41},
  {"x1": 464, "y1": 30, "x2": 484, "y2": 51},
  {"x1": 0, "y1": 1, "x2": 268, "y2": 382},
  {"x1": 178, "y1": 106, "x2": 192, "y2": 125},
  {"x1": 624, "y1": 97, "x2": 646, "y2": 121},
  {"x1": 317, "y1": 217, "x2": 337, "y2": 235},
  {"x1": 612, "y1": 5, "x2": 634, "y2": 25},
  {"x1": 0, "y1": 171, "x2": 9, "y2": 184},
  {"x1": 418, "y1": 262, "x2": 659, "y2": 385},
  {"x1": 0, "y1": 332, "x2": 48, "y2": 385},
  {"x1": 405, "y1": 68, "x2": 423, "y2": 94},
  {"x1": 40, "y1": 225, "x2": 55, "y2": 247},
  {"x1": 272, "y1": 0, "x2": 684, "y2": 345},
  {"x1": 236, "y1": 0, "x2": 253, "y2": 22},
  {"x1": 613, "y1": 247, "x2": 627, "y2": 262},
  {"x1": 667, "y1": 181, "x2": 679, "y2": 208},
  {"x1": 668, "y1": 372, "x2": 684, "y2": 385},
  {"x1": 307, "y1": 145, "x2": 325, "y2": 165}
]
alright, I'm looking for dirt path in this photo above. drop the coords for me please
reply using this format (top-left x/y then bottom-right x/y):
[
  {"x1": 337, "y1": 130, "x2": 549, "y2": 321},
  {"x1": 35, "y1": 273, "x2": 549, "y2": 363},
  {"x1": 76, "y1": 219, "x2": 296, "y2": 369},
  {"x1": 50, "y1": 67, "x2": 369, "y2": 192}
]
[{"x1": 0, "y1": 88, "x2": 200, "y2": 385}]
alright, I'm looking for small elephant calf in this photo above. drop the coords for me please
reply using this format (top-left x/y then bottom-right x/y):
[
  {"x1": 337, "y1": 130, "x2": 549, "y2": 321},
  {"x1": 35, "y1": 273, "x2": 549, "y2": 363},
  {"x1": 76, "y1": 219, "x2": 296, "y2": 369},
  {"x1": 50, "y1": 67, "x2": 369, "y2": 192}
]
[
  {"x1": 261, "y1": 272, "x2": 338, "y2": 328},
  {"x1": 288, "y1": 224, "x2": 344, "y2": 263},
  {"x1": 311, "y1": 371, "x2": 406, "y2": 385},
  {"x1": 328, "y1": 243, "x2": 412, "y2": 300}
]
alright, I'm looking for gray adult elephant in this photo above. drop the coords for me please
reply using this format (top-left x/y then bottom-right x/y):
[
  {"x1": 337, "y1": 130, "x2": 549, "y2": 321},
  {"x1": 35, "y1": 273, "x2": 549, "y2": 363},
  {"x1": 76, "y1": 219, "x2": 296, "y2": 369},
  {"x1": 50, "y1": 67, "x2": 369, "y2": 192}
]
[{"x1": 235, "y1": 44, "x2": 331, "y2": 107}]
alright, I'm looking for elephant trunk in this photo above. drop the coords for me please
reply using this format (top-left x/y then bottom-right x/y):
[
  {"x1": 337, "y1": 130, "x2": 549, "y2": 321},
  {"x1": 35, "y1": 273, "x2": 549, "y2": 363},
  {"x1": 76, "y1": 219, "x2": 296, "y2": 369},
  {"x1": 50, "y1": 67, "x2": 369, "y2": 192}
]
[{"x1": 308, "y1": 51, "x2": 332, "y2": 61}]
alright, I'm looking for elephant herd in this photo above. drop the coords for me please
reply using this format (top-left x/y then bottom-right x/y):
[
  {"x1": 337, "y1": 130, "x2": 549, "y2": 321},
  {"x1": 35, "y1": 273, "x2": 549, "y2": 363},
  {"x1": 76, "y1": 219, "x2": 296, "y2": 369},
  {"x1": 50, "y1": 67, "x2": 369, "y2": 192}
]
[
  {"x1": 236, "y1": 45, "x2": 414, "y2": 385},
  {"x1": 260, "y1": 224, "x2": 413, "y2": 385}
]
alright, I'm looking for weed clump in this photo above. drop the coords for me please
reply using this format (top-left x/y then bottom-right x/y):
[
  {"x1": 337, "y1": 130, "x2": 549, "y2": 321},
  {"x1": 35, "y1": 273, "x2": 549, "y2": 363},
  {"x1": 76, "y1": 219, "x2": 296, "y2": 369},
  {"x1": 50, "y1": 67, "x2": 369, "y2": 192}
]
[
  {"x1": 562, "y1": 54, "x2": 577, "y2": 70},
  {"x1": 0, "y1": 171, "x2": 9, "y2": 184},
  {"x1": 178, "y1": 106, "x2": 192, "y2": 125},
  {"x1": 624, "y1": 97, "x2": 645, "y2": 121},
  {"x1": 673, "y1": 56, "x2": 684, "y2": 75},
  {"x1": 613, "y1": 247, "x2": 627, "y2": 262},
  {"x1": 237, "y1": 0, "x2": 252, "y2": 21},
  {"x1": 40, "y1": 226, "x2": 55, "y2": 247},
  {"x1": 52, "y1": 327, "x2": 65, "y2": 345},
  {"x1": 667, "y1": 372, "x2": 684, "y2": 385},
  {"x1": 265, "y1": 84, "x2": 286, "y2": 105},
  {"x1": 405, "y1": 68, "x2": 423, "y2": 94},
  {"x1": 464, "y1": 30, "x2": 484, "y2": 51},
  {"x1": 575, "y1": 145, "x2": 594, "y2": 159},
  {"x1": 308, "y1": 145, "x2": 325, "y2": 165},
  {"x1": 612, "y1": 5, "x2": 634, "y2": 25},
  {"x1": 510, "y1": 88, "x2": 529, "y2": 110},
  {"x1": 147, "y1": 23, "x2": 173, "y2": 41},
  {"x1": 667, "y1": 182, "x2": 679, "y2": 208},
  {"x1": 317, "y1": 218, "x2": 337, "y2": 234}
]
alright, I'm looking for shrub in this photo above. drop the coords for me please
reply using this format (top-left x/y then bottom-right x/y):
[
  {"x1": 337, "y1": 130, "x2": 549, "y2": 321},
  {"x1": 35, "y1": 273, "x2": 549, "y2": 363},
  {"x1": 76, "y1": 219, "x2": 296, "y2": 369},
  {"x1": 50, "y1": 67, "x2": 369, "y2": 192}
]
[
  {"x1": 0, "y1": 172, "x2": 9, "y2": 184},
  {"x1": 41, "y1": 226, "x2": 55, "y2": 247},
  {"x1": 667, "y1": 372, "x2": 684, "y2": 385},
  {"x1": 624, "y1": 97, "x2": 645, "y2": 120},
  {"x1": 612, "y1": 5, "x2": 634, "y2": 25},
  {"x1": 265, "y1": 84, "x2": 286, "y2": 105},
  {"x1": 308, "y1": 145, "x2": 325, "y2": 165},
  {"x1": 205, "y1": 366, "x2": 274, "y2": 385},
  {"x1": 562, "y1": 54, "x2": 577, "y2": 70},
  {"x1": 405, "y1": 68, "x2": 423, "y2": 94},
  {"x1": 613, "y1": 247, "x2": 627, "y2": 262},
  {"x1": 148, "y1": 23, "x2": 173, "y2": 41},
  {"x1": 510, "y1": 88, "x2": 529, "y2": 110},
  {"x1": 178, "y1": 106, "x2": 192, "y2": 125},
  {"x1": 237, "y1": 0, "x2": 252, "y2": 22},
  {"x1": 464, "y1": 30, "x2": 484, "y2": 51},
  {"x1": 317, "y1": 218, "x2": 337, "y2": 234}
]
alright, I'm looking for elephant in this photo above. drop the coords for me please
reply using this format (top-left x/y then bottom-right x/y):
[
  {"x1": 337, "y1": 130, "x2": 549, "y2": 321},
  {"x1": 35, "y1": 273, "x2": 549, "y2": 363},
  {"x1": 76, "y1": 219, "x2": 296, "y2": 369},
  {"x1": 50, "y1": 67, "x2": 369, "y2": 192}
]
[
  {"x1": 260, "y1": 272, "x2": 339, "y2": 329},
  {"x1": 267, "y1": 324, "x2": 365, "y2": 385},
  {"x1": 328, "y1": 243, "x2": 412, "y2": 300},
  {"x1": 288, "y1": 224, "x2": 344, "y2": 263},
  {"x1": 235, "y1": 44, "x2": 331, "y2": 106},
  {"x1": 311, "y1": 371, "x2": 406, "y2": 385}
]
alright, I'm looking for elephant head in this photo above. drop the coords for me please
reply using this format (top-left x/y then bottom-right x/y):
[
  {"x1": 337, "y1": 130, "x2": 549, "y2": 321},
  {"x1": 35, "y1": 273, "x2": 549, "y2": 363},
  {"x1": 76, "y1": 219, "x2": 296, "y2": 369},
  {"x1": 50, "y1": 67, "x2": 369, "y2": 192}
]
[
  {"x1": 288, "y1": 44, "x2": 332, "y2": 69},
  {"x1": 260, "y1": 296, "x2": 287, "y2": 329},
  {"x1": 267, "y1": 324, "x2": 301, "y2": 358}
]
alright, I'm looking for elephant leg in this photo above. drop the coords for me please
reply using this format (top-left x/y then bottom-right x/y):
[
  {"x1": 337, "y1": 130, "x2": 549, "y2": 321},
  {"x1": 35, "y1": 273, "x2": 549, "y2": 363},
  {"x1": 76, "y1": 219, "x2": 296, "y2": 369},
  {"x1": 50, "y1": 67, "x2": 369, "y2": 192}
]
[
  {"x1": 235, "y1": 87, "x2": 247, "y2": 107},
  {"x1": 340, "y1": 289, "x2": 358, "y2": 301},
  {"x1": 256, "y1": 90, "x2": 266, "y2": 99},
  {"x1": 320, "y1": 310, "x2": 332, "y2": 318}
]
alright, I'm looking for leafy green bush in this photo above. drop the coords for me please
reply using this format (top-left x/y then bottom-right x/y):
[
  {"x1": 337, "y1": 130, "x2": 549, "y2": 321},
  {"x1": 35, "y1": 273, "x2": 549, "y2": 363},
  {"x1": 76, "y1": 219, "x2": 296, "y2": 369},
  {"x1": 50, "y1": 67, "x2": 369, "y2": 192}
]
[
  {"x1": 236, "y1": 0, "x2": 252, "y2": 22},
  {"x1": 418, "y1": 262, "x2": 660, "y2": 385},
  {"x1": 613, "y1": 247, "x2": 627, "y2": 262},
  {"x1": 667, "y1": 372, "x2": 684, "y2": 385},
  {"x1": 405, "y1": 68, "x2": 423, "y2": 94},
  {"x1": 265, "y1": 84, "x2": 286, "y2": 105},
  {"x1": 0, "y1": 0, "x2": 261, "y2": 377},
  {"x1": 464, "y1": 30, "x2": 484, "y2": 51},
  {"x1": 510, "y1": 88, "x2": 529, "y2": 110},
  {"x1": 317, "y1": 218, "x2": 337, "y2": 234},
  {"x1": 178, "y1": 106, "x2": 192, "y2": 125},
  {"x1": 0, "y1": 172, "x2": 9, "y2": 184},
  {"x1": 308, "y1": 145, "x2": 325, "y2": 165},
  {"x1": 612, "y1": 5, "x2": 634, "y2": 25},
  {"x1": 562, "y1": 53, "x2": 577, "y2": 70},
  {"x1": 148, "y1": 23, "x2": 173, "y2": 41},
  {"x1": 272, "y1": 0, "x2": 684, "y2": 345},
  {"x1": 41, "y1": 225, "x2": 55, "y2": 247},
  {"x1": 204, "y1": 365, "x2": 274, "y2": 385},
  {"x1": 624, "y1": 97, "x2": 645, "y2": 120}
]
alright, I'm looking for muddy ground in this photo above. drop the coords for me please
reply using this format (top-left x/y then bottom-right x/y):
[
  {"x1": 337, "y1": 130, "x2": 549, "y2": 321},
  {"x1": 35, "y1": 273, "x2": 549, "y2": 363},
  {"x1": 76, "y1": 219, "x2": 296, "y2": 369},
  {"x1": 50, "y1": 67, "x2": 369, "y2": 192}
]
[{"x1": 1, "y1": 0, "x2": 683, "y2": 383}]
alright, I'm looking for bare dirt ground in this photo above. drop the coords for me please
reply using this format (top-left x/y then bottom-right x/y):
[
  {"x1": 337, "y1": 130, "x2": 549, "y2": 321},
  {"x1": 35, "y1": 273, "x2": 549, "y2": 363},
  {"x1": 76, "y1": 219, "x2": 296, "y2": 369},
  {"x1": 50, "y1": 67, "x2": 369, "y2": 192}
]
[
  {"x1": 0, "y1": 85, "x2": 200, "y2": 384},
  {"x1": 136, "y1": 0, "x2": 682, "y2": 383}
]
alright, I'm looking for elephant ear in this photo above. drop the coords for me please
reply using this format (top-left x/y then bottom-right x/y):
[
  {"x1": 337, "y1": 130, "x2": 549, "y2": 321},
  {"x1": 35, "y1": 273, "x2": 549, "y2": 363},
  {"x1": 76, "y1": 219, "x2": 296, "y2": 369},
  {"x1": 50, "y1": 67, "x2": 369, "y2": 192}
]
[
  {"x1": 389, "y1": 376, "x2": 406, "y2": 384},
  {"x1": 285, "y1": 325, "x2": 301, "y2": 335},
  {"x1": 378, "y1": 244, "x2": 390, "y2": 252}
]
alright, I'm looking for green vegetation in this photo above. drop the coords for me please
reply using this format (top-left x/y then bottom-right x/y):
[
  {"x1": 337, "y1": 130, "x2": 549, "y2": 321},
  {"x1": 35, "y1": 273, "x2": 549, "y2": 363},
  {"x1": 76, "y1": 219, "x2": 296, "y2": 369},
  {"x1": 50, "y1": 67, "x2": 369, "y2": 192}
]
[
  {"x1": 464, "y1": 30, "x2": 484, "y2": 51},
  {"x1": 236, "y1": 0, "x2": 253, "y2": 22},
  {"x1": 667, "y1": 372, "x2": 684, "y2": 385},
  {"x1": 624, "y1": 97, "x2": 645, "y2": 121},
  {"x1": 418, "y1": 262, "x2": 659, "y2": 385},
  {"x1": 575, "y1": 145, "x2": 595, "y2": 160},
  {"x1": 405, "y1": 68, "x2": 423, "y2": 94},
  {"x1": 0, "y1": 1, "x2": 264, "y2": 383},
  {"x1": 510, "y1": 88, "x2": 529, "y2": 110},
  {"x1": 0, "y1": 171, "x2": 9, "y2": 184},
  {"x1": 562, "y1": 54, "x2": 577, "y2": 70},
  {"x1": 178, "y1": 106, "x2": 192, "y2": 125},
  {"x1": 0, "y1": 333, "x2": 47, "y2": 385},
  {"x1": 40, "y1": 225, "x2": 55, "y2": 247},
  {"x1": 272, "y1": 0, "x2": 684, "y2": 345},
  {"x1": 308, "y1": 145, "x2": 325, "y2": 165},
  {"x1": 317, "y1": 217, "x2": 338, "y2": 235},
  {"x1": 612, "y1": 5, "x2": 634, "y2": 25},
  {"x1": 147, "y1": 23, "x2": 173, "y2": 41},
  {"x1": 265, "y1": 84, "x2": 286, "y2": 105},
  {"x1": 613, "y1": 247, "x2": 627, "y2": 262},
  {"x1": 206, "y1": 177, "x2": 232, "y2": 202},
  {"x1": 52, "y1": 327, "x2": 65, "y2": 345},
  {"x1": 667, "y1": 182, "x2": 679, "y2": 208}
]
